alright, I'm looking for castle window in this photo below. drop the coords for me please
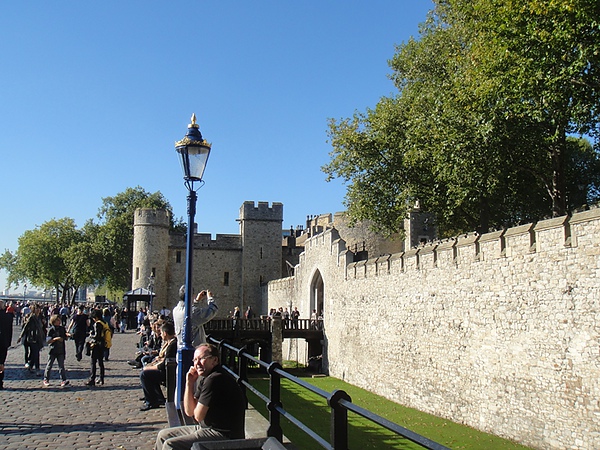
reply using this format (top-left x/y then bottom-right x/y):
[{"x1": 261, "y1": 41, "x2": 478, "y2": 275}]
[
  {"x1": 135, "y1": 267, "x2": 139, "y2": 280},
  {"x1": 176, "y1": 251, "x2": 182, "y2": 263},
  {"x1": 223, "y1": 272, "x2": 229, "y2": 286},
  {"x1": 260, "y1": 247, "x2": 263, "y2": 259},
  {"x1": 151, "y1": 268, "x2": 156, "y2": 277}
]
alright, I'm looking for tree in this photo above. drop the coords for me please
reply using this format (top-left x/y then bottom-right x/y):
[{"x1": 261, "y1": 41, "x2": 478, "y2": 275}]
[
  {"x1": 0, "y1": 218, "x2": 86, "y2": 303},
  {"x1": 94, "y1": 186, "x2": 174, "y2": 291},
  {"x1": 324, "y1": 0, "x2": 600, "y2": 237},
  {"x1": 459, "y1": 0, "x2": 600, "y2": 216}
]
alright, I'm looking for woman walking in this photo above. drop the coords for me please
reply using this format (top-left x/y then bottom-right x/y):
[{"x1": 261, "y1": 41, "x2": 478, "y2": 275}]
[
  {"x1": 17, "y1": 305, "x2": 44, "y2": 376},
  {"x1": 66, "y1": 305, "x2": 89, "y2": 362},
  {"x1": 86, "y1": 309, "x2": 107, "y2": 386}
]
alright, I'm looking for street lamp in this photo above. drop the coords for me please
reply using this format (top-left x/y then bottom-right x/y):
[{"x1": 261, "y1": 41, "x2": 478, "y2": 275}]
[
  {"x1": 147, "y1": 274, "x2": 155, "y2": 313},
  {"x1": 175, "y1": 113, "x2": 211, "y2": 405}
]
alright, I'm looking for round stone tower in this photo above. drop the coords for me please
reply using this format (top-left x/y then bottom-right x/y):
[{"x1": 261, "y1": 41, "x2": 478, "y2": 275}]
[{"x1": 132, "y1": 208, "x2": 170, "y2": 308}]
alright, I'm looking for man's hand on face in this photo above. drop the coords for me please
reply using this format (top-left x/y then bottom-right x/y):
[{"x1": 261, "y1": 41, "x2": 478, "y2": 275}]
[{"x1": 187, "y1": 365, "x2": 200, "y2": 385}]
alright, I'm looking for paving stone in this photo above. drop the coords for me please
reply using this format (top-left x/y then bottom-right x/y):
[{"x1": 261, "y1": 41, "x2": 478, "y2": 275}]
[{"x1": 1, "y1": 324, "x2": 167, "y2": 449}]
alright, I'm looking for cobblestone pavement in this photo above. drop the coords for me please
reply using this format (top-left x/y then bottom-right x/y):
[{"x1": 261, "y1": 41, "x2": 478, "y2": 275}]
[{"x1": 1, "y1": 324, "x2": 168, "y2": 449}]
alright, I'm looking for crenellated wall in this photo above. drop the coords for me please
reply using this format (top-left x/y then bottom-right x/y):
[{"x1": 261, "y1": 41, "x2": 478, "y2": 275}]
[
  {"x1": 266, "y1": 208, "x2": 600, "y2": 450},
  {"x1": 132, "y1": 202, "x2": 282, "y2": 317}
]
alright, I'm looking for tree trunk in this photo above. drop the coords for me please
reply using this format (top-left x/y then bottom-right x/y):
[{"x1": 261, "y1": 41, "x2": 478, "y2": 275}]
[
  {"x1": 551, "y1": 127, "x2": 568, "y2": 217},
  {"x1": 478, "y1": 194, "x2": 490, "y2": 235}
]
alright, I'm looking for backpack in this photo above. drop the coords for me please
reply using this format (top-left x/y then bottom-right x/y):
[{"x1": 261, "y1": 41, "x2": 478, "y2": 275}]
[{"x1": 100, "y1": 320, "x2": 112, "y2": 349}]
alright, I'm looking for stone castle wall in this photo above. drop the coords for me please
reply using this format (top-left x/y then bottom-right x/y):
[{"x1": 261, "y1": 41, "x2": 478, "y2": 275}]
[
  {"x1": 165, "y1": 233, "x2": 243, "y2": 316},
  {"x1": 133, "y1": 202, "x2": 283, "y2": 318},
  {"x1": 266, "y1": 208, "x2": 600, "y2": 450}
]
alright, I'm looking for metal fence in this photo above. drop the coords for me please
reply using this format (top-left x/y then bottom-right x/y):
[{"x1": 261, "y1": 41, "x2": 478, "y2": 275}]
[{"x1": 208, "y1": 336, "x2": 451, "y2": 450}]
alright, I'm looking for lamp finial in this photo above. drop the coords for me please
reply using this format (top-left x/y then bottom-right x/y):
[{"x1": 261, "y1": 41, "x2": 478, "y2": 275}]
[{"x1": 189, "y1": 113, "x2": 199, "y2": 129}]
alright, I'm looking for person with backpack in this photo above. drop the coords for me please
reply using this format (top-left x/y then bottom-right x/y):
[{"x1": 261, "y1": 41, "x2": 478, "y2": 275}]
[
  {"x1": 86, "y1": 309, "x2": 110, "y2": 386},
  {"x1": 102, "y1": 307, "x2": 114, "y2": 361}
]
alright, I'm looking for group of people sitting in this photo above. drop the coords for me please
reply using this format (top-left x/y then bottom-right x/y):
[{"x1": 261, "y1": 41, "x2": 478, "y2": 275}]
[
  {"x1": 134, "y1": 318, "x2": 178, "y2": 411},
  {"x1": 128, "y1": 288, "x2": 247, "y2": 450}
]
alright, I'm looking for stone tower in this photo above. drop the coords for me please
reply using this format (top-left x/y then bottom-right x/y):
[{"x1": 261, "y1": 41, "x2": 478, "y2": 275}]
[
  {"x1": 239, "y1": 201, "x2": 283, "y2": 313},
  {"x1": 403, "y1": 202, "x2": 436, "y2": 249},
  {"x1": 132, "y1": 208, "x2": 170, "y2": 306}
]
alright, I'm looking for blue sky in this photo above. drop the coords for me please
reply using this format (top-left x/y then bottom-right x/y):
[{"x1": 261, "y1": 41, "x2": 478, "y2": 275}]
[{"x1": 0, "y1": 1, "x2": 433, "y2": 293}]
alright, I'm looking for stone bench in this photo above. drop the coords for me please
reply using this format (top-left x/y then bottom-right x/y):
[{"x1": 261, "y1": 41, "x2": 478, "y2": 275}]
[
  {"x1": 191, "y1": 437, "x2": 289, "y2": 450},
  {"x1": 164, "y1": 403, "x2": 294, "y2": 448}
]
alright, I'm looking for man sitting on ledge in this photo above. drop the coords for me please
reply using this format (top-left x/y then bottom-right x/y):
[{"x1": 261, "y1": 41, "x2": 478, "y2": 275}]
[{"x1": 155, "y1": 343, "x2": 246, "y2": 450}]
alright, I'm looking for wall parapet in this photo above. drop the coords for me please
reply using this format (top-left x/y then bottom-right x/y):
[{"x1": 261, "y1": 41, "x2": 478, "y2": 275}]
[
  {"x1": 169, "y1": 233, "x2": 242, "y2": 250},
  {"x1": 293, "y1": 209, "x2": 600, "y2": 278}
]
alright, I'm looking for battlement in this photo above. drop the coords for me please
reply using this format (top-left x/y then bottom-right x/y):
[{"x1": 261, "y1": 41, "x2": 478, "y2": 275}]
[
  {"x1": 169, "y1": 233, "x2": 242, "y2": 250},
  {"x1": 239, "y1": 201, "x2": 283, "y2": 222},
  {"x1": 343, "y1": 207, "x2": 600, "y2": 279},
  {"x1": 134, "y1": 208, "x2": 170, "y2": 228}
]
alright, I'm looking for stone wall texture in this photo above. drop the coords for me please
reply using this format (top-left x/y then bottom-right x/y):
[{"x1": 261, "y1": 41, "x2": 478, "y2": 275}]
[
  {"x1": 133, "y1": 202, "x2": 283, "y2": 318},
  {"x1": 267, "y1": 208, "x2": 600, "y2": 450}
]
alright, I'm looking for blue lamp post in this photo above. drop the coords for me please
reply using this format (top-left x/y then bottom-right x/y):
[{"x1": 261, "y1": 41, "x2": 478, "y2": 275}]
[{"x1": 175, "y1": 113, "x2": 211, "y2": 405}]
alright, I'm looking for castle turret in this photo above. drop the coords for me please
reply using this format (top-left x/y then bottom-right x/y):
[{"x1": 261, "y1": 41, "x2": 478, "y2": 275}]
[
  {"x1": 239, "y1": 201, "x2": 283, "y2": 313},
  {"x1": 132, "y1": 208, "x2": 170, "y2": 308},
  {"x1": 403, "y1": 202, "x2": 436, "y2": 249}
]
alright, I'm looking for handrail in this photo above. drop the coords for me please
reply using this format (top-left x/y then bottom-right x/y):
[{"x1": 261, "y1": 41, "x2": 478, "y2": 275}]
[
  {"x1": 205, "y1": 317, "x2": 323, "y2": 331},
  {"x1": 208, "y1": 336, "x2": 451, "y2": 450}
]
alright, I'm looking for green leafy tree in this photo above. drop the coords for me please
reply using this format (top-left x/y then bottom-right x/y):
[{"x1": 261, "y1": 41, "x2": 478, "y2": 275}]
[
  {"x1": 0, "y1": 218, "x2": 85, "y2": 303},
  {"x1": 324, "y1": 0, "x2": 600, "y2": 237},
  {"x1": 94, "y1": 186, "x2": 174, "y2": 291}
]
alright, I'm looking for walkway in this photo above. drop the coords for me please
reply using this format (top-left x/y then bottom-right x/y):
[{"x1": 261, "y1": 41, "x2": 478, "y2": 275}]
[{"x1": 1, "y1": 323, "x2": 167, "y2": 449}]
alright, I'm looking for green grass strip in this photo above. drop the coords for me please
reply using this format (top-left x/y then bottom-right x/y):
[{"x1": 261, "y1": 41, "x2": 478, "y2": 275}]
[{"x1": 247, "y1": 375, "x2": 532, "y2": 450}]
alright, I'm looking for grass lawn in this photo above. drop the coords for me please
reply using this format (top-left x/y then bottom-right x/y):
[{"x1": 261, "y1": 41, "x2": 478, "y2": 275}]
[{"x1": 247, "y1": 371, "x2": 533, "y2": 450}]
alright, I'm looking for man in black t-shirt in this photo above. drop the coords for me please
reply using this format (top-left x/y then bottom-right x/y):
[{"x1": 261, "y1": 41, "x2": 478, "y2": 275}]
[
  {"x1": 67, "y1": 305, "x2": 89, "y2": 361},
  {"x1": 155, "y1": 343, "x2": 245, "y2": 450}
]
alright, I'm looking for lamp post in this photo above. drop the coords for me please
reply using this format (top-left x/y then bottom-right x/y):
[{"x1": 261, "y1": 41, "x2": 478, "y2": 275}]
[
  {"x1": 175, "y1": 113, "x2": 211, "y2": 405},
  {"x1": 147, "y1": 274, "x2": 155, "y2": 313}
]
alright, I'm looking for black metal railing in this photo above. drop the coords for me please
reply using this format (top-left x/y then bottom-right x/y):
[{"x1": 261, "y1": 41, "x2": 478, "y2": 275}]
[
  {"x1": 204, "y1": 317, "x2": 323, "y2": 331},
  {"x1": 208, "y1": 336, "x2": 451, "y2": 450}
]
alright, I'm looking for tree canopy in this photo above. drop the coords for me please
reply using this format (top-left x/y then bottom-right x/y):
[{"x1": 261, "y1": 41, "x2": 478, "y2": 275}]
[
  {"x1": 91, "y1": 186, "x2": 174, "y2": 292},
  {"x1": 0, "y1": 218, "x2": 89, "y2": 303},
  {"x1": 324, "y1": 0, "x2": 600, "y2": 237},
  {"x1": 1, "y1": 186, "x2": 174, "y2": 300}
]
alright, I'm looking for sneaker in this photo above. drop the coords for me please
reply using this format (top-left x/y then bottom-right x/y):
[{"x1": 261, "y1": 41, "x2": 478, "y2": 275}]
[
  {"x1": 24, "y1": 363, "x2": 30, "y2": 369},
  {"x1": 43, "y1": 380, "x2": 50, "y2": 387},
  {"x1": 60, "y1": 380, "x2": 70, "y2": 387}
]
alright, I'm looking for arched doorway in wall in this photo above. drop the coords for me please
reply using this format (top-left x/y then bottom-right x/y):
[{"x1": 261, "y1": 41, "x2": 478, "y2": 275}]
[{"x1": 310, "y1": 269, "x2": 324, "y2": 318}]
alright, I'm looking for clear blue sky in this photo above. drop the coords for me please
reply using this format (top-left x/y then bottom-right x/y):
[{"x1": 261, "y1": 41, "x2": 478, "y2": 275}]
[{"x1": 0, "y1": 1, "x2": 433, "y2": 293}]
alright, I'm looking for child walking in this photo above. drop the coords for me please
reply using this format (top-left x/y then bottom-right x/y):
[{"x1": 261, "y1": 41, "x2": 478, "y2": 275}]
[{"x1": 43, "y1": 314, "x2": 70, "y2": 387}]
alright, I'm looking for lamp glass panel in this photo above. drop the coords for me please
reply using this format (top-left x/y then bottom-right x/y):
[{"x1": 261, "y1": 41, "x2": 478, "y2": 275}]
[
  {"x1": 187, "y1": 145, "x2": 210, "y2": 180},
  {"x1": 177, "y1": 144, "x2": 210, "y2": 181}
]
